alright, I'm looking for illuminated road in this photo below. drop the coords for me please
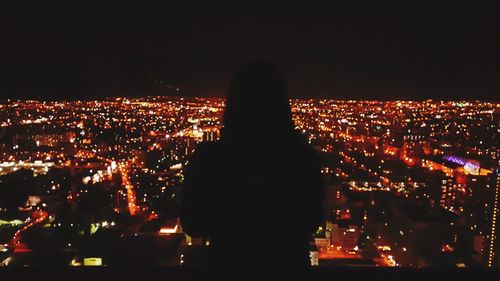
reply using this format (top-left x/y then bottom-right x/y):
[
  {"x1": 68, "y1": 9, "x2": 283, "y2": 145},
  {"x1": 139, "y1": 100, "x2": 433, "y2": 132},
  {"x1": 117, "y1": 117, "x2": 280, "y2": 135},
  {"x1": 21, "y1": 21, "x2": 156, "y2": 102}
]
[
  {"x1": 94, "y1": 155, "x2": 139, "y2": 216},
  {"x1": 338, "y1": 150, "x2": 394, "y2": 189},
  {"x1": 9, "y1": 210, "x2": 48, "y2": 252},
  {"x1": 319, "y1": 247, "x2": 362, "y2": 259},
  {"x1": 379, "y1": 253, "x2": 398, "y2": 267},
  {"x1": 118, "y1": 161, "x2": 139, "y2": 216}
]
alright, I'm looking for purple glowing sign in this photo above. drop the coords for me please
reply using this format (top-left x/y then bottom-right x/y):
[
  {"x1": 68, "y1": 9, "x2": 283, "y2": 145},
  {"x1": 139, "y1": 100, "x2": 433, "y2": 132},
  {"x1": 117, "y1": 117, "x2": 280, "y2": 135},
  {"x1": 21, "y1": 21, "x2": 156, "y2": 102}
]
[{"x1": 443, "y1": 155, "x2": 480, "y2": 175}]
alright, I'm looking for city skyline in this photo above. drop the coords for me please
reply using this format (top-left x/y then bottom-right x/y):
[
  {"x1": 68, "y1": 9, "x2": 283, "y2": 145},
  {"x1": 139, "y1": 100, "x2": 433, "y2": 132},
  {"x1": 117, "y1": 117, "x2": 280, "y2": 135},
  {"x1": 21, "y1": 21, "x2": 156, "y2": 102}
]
[{"x1": 0, "y1": 96, "x2": 498, "y2": 267}]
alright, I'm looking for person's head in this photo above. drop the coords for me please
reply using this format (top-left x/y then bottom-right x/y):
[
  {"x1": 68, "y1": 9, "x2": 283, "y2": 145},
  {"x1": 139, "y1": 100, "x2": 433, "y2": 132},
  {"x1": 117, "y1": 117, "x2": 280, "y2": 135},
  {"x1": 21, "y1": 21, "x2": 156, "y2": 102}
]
[{"x1": 222, "y1": 61, "x2": 295, "y2": 142}]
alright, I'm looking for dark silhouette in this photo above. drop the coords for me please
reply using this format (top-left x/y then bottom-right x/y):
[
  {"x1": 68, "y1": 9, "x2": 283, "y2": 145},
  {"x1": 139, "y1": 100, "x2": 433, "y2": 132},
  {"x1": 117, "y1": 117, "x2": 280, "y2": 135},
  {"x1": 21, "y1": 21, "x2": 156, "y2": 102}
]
[{"x1": 180, "y1": 61, "x2": 325, "y2": 274}]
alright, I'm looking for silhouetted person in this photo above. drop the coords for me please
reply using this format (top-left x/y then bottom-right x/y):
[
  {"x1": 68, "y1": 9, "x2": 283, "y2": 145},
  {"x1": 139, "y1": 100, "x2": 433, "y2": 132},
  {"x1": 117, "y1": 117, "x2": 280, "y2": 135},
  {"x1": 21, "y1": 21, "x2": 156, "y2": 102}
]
[{"x1": 180, "y1": 61, "x2": 324, "y2": 276}]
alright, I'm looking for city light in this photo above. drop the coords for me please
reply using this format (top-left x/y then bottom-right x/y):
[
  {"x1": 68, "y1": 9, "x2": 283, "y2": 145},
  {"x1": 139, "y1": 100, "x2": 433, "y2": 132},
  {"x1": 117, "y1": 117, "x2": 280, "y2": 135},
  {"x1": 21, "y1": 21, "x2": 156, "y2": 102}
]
[{"x1": 0, "y1": 97, "x2": 497, "y2": 268}]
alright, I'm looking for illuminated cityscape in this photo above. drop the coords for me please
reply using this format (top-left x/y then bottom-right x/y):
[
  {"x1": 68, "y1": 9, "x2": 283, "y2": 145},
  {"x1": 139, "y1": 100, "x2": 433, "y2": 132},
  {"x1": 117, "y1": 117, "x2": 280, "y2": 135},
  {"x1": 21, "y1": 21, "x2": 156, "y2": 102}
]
[{"x1": 0, "y1": 97, "x2": 497, "y2": 268}]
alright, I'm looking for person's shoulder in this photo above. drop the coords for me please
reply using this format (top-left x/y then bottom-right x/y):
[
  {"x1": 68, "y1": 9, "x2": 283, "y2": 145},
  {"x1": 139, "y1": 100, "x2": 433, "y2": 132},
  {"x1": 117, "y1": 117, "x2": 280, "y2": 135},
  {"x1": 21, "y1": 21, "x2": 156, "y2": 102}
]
[
  {"x1": 291, "y1": 131, "x2": 320, "y2": 160},
  {"x1": 191, "y1": 141, "x2": 224, "y2": 159},
  {"x1": 185, "y1": 141, "x2": 224, "y2": 172},
  {"x1": 193, "y1": 141, "x2": 218, "y2": 152}
]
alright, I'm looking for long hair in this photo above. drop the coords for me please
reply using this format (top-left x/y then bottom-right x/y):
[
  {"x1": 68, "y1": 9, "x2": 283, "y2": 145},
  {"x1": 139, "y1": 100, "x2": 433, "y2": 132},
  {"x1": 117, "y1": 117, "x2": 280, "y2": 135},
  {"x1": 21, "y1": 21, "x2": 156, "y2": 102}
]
[{"x1": 221, "y1": 61, "x2": 295, "y2": 143}]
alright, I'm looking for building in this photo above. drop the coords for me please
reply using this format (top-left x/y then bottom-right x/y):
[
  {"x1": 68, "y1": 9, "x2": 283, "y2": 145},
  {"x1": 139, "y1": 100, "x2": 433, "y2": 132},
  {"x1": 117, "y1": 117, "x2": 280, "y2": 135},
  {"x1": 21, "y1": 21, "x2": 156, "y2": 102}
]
[
  {"x1": 389, "y1": 202, "x2": 453, "y2": 266},
  {"x1": 484, "y1": 169, "x2": 500, "y2": 267},
  {"x1": 33, "y1": 131, "x2": 76, "y2": 147},
  {"x1": 202, "y1": 130, "x2": 219, "y2": 142},
  {"x1": 459, "y1": 169, "x2": 500, "y2": 267}
]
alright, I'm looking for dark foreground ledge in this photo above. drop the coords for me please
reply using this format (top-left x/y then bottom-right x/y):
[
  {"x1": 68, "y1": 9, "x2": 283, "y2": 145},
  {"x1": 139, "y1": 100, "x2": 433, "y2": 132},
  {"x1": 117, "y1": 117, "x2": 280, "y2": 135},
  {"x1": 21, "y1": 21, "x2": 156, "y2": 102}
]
[{"x1": 1, "y1": 267, "x2": 499, "y2": 281}]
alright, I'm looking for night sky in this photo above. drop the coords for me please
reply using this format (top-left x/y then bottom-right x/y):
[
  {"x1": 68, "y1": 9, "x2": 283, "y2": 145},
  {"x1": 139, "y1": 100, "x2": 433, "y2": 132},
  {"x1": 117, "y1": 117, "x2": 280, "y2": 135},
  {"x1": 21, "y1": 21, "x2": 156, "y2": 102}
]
[{"x1": 1, "y1": 2, "x2": 499, "y2": 101}]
